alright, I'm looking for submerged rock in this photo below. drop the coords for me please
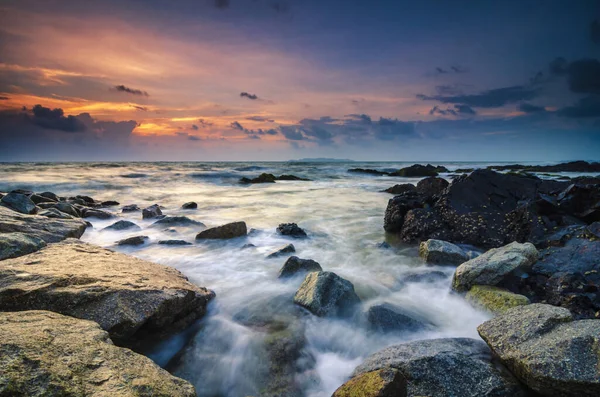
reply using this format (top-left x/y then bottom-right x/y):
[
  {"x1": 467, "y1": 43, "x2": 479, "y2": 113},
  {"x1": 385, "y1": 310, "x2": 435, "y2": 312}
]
[
  {"x1": 419, "y1": 239, "x2": 469, "y2": 265},
  {"x1": 0, "y1": 239, "x2": 215, "y2": 345},
  {"x1": 266, "y1": 243, "x2": 296, "y2": 258},
  {"x1": 0, "y1": 206, "x2": 87, "y2": 243},
  {"x1": 465, "y1": 285, "x2": 530, "y2": 314},
  {"x1": 277, "y1": 222, "x2": 307, "y2": 237},
  {"x1": 452, "y1": 242, "x2": 538, "y2": 292},
  {"x1": 142, "y1": 204, "x2": 162, "y2": 219},
  {"x1": 196, "y1": 221, "x2": 247, "y2": 239},
  {"x1": 352, "y1": 338, "x2": 527, "y2": 397},
  {"x1": 82, "y1": 208, "x2": 114, "y2": 219},
  {"x1": 389, "y1": 164, "x2": 448, "y2": 177},
  {"x1": 333, "y1": 368, "x2": 407, "y2": 397},
  {"x1": 0, "y1": 310, "x2": 196, "y2": 397},
  {"x1": 478, "y1": 304, "x2": 600, "y2": 396},
  {"x1": 122, "y1": 204, "x2": 140, "y2": 213},
  {"x1": 117, "y1": 235, "x2": 148, "y2": 246},
  {"x1": 349, "y1": 168, "x2": 390, "y2": 176},
  {"x1": 102, "y1": 220, "x2": 140, "y2": 231},
  {"x1": 181, "y1": 201, "x2": 198, "y2": 209},
  {"x1": 278, "y1": 256, "x2": 322, "y2": 278},
  {"x1": 240, "y1": 173, "x2": 277, "y2": 184},
  {"x1": 0, "y1": 192, "x2": 37, "y2": 214},
  {"x1": 151, "y1": 216, "x2": 205, "y2": 228},
  {"x1": 366, "y1": 303, "x2": 432, "y2": 333},
  {"x1": 276, "y1": 174, "x2": 310, "y2": 181},
  {"x1": 0, "y1": 232, "x2": 46, "y2": 260},
  {"x1": 158, "y1": 240, "x2": 192, "y2": 245},
  {"x1": 293, "y1": 271, "x2": 360, "y2": 317}
]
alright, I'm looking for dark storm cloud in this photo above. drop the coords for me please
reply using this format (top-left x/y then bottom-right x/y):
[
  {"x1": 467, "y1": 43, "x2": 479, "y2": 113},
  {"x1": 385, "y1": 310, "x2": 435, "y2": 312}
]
[
  {"x1": 246, "y1": 115, "x2": 274, "y2": 122},
  {"x1": 240, "y1": 92, "x2": 258, "y2": 100},
  {"x1": 591, "y1": 19, "x2": 600, "y2": 45},
  {"x1": 518, "y1": 103, "x2": 546, "y2": 113},
  {"x1": 230, "y1": 121, "x2": 244, "y2": 130},
  {"x1": 31, "y1": 104, "x2": 86, "y2": 132},
  {"x1": 417, "y1": 85, "x2": 538, "y2": 108},
  {"x1": 557, "y1": 95, "x2": 600, "y2": 118},
  {"x1": 566, "y1": 59, "x2": 600, "y2": 94},
  {"x1": 214, "y1": 0, "x2": 229, "y2": 9},
  {"x1": 113, "y1": 85, "x2": 149, "y2": 96}
]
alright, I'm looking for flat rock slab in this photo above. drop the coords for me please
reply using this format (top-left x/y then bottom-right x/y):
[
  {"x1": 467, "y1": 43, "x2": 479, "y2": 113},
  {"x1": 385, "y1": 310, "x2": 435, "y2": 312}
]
[
  {"x1": 0, "y1": 239, "x2": 215, "y2": 345},
  {"x1": 0, "y1": 310, "x2": 196, "y2": 397},
  {"x1": 0, "y1": 206, "x2": 87, "y2": 243}
]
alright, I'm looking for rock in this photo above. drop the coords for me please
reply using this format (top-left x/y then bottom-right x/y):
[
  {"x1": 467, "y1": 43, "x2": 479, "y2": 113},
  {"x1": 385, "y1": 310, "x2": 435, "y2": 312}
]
[
  {"x1": 38, "y1": 208, "x2": 75, "y2": 219},
  {"x1": 241, "y1": 243, "x2": 256, "y2": 249},
  {"x1": 29, "y1": 193, "x2": 56, "y2": 204},
  {"x1": 478, "y1": 303, "x2": 600, "y2": 396},
  {"x1": 53, "y1": 202, "x2": 80, "y2": 217},
  {"x1": 239, "y1": 173, "x2": 277, "y2": 184},
  {"x1": 415, "y1": 176, "x2": 449, "y2": 197},
  {"x1": 0, "y1": 192, "x2": 37, "y2": 214},
  {"x1": 277, "y1": 222, "x2": 307, "y2": 237},
  {"x1": 122, "y1": 204, "x2": 140, "y2": 212},
  {"x1": 117, "y1": 235, "x2": 148, "y2": 246},
  {"x1": 452, "y1": 242, "x2": 538, "y2": 292},
  {"x1": 181, "y1": 201, "x2": 198, "y2": 209},
  {"x1": 348, "y1": 168, "x2": 390, "y2": 176},
  {"x1": 389, "y1": 164, "x2": 448, "y2": 177},
  {"x1": 383, "y1": 191, "x2": 429, "y2": 233},
  {"x1": 0, "y1": 232, "x2": 46, "y2": 260},
  {"x1": 82, "y1": 208, "x2": 114, "y2": 219},
  {"x1": 465, "y1": 285, "x2": 530, "y2": 314},
  {"x1": 39, "y1": 191, "x2": 60, "y2": 201},
  {"x1": 0, "y1": 206, "x2": 87, "y2": 243},
  {"x1": 196, "y1": 221, "x2": 247, "y2": 239},
  {"x1": 419, "y1": 239, "x2": 469, "y2": 265},
  {"x1": 0, "y1": 310, "x2": 196, "y2": 397},
  {"x1": 101, "y1": 200, "x2": 120, "y2": 206},
  {"x1": 278, "y1": 256, "x2": 322, "y2": 278},
  {"x1": 158, "y1": 240, "x2": 192, "y2": 245},
  {"x1": 0, "y1": 239, "x2": 215, "y2": 345},
  {"x1": 454, "y1": 168, "x2": 475, "y2": 173},
  {"x1": 366, "y1": 303, "x2": 432, "y2": 333},
  {"x1": 10, "y1": 189, "x2": 33, "y2": 196},
  {"x1": 293, "y1": 271, "x2": 360, "y2": 317},
  {"x1": 102, "y1": 220, "x2": 140, "y2": 231},
  {"x1": 352, "y1": 338, "x2": 527, "y2": 397},
  {"x1": 276, "y1": 174, "x2": 310, "y2": 181},
  {"x1": 586, "y1": 221, "x2": 600, "y2": 238},
  {"x1": 74, "y1": 195, "x2": 96, "y2": 204},
  {"x1": 151, "y1": 216, "x2": 205, "y2": 228},
  {"x1": 488, "y1": 160, "x2": 600, "y2": 173},
  {"x1": 142, "y1": 204, "x2": 162, "y2": 219},
  {"x1": 383, "y1": 184, "x2": 416, "y2": 194},
  {"x1": 399, "y1": 270, "x2": 447, "y2": 286},
  {"x1": 376, "y1": 241, "x2": 392, "y2": 249},
  {"x1": 266, "y1": 243, "x2": 296, "y2": 258},
  {"x1": 332, "y1": 368, "x2": 407, "y2": 397}
]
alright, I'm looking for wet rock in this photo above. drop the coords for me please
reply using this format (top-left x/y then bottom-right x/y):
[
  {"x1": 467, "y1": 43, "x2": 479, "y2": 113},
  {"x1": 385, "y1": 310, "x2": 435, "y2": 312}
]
[
  {"x1": 53, "y1": 202, "x2": 81, "y2": 217},
  {"x1": 240, "y1": 173, "x2": 277, "y2": 184},
  {"x1": 352, "y1": 338, "x2": 527, "y2": 397},
  {"x1": 465, "y1": 285, "x2": 530, "y2": 315},
  {"x1": 389, "y1": 164, "x2": 448, "y2": 177},
  {"x1": 278, "y1": 256, "x2": 322, "y2": 278},
  {"x1": 0, "y1": 310, "x2": 196, "y2": 397},
  {"x1": 117, "y1": 235, "x2": 148, "y2": 246},
  {"x1": 452, "y1": 242, "x2": 538, "y2": 292},
  {"x1": 75, "y1": 195, "x2": 96, "y2": 204},
  {"x1": 276, "y1": 174, "x2": 311, "y2": 181},
  {"x1": 366, "y1": 303, "x2": 432, "y2": 333},
  {"x1": 332, "y1": 368, "x2": 407, "y2": 397},
  {"x1": 478, "y1": 304, "x2": 600, "y2": 396},
  {"x1": 489, "y1": 160, "x2": 600, "y2": 173},
  {"x1": 196, "y1": 221, "x2": 247, "y2": 239},
  {"x1": 151, "y1": 216, "x2": 205, "y2": 228},
  {"x1": 241, "y1": 243, "x2": 256, "y2": 249},
  {"x1": 293, "y1": 271, "x2": 360, "y2": 317},
  {"x1": 349, "y1": 168, "x2": 390, "y2": 176},
  {"x1": 122, "y1": 204, "x2": 140, "y2": 213},
  {"x1": 82, "y1": 208, "x2": 114, "y2": 219},
  {"x1": 142, "y1": 204, "x2": 162, "y2": 219},
  {"x1": 101, "y1": 200, "x2": 120, "y2": 206},
  {"x1": 102, "y1": 220, "x2": 140, "y2": 231},
  {"x1": 277, "y1": 222, "x2": 308, "y2": 238},
  {"x1": 29, "y1": 193, "x2": 56, "y2": 204},
  {"x1": 399, "y1": 270, "x2": 448, "y2": 286},
  {"x1": 454, "y1": 168, "x2": 475, "y2": 173},
  {"x1": 39, "y1": 191, "x2": 60, "y2": 201},
  {"x1": 0, "y1": 192, "x2": 37, "y2": 214},
  {"x1": 0, "y1": 239, "x2": 215, "y2": 345},
  {"x1": 0, "y1": 206, "x2": 87, "y2": 243},
  {"x1": 383, "y1": 191, "x2": 428, "y2": 233},
  {"x1": 383, "y1": 184, "x2": 416, "y2": 194},
  {"x1": 266, "y1": 243, "x2": 296, "y2": 258},
  {"x1": 181, "y1": 201, "x2": 197, "y2": 209},
  {"x1": 415, "y1": 176, "x2": 449, "y2": 197},
  {"x1": 0, "y1": 232, "x2": 46, "y2": 260},
  {"x1": 586, "y1": 221, "x2": 600, "y2": 238},
  {"x1": 10, "y1": 189, "x2": 33, "y2": 196},
  {"x1": 158, "y1": 240, "x2": 192, "y2": 246},
  {"x1": 419, "y1": 239, "x2": 469, "y2": 265},
  {"x1": 38, "y1": 208, "x2": 75, "y2": 220},
  {"x1": 376, "y1": 241, "x2": 392, "y2": 249}
]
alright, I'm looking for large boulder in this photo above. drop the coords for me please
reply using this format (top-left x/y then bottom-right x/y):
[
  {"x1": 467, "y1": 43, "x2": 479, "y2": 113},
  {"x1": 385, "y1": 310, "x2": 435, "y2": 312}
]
[
  {"x1": 452, "y1": 242, "x2": 538, "y2": 292},
  {"x1": 0, "y1": 206, "x2": 87, "y2": 243},
  {"x1": 352, "y1": 338, "x2": 526, "y2": 397},
  {"x1": 465, "y1": 285, "x2": 530, "y2": 315},
  {"x1": 142, "y1": 204, "x2": 162, "y2": 219},
  {"x1": 415, "y1": 176, "x2": 449, "y2": 197},
  {"x1": 0, "y1": 310, "x2": 196, "y2": 396},
  {"x1": 0, "y1": 232, "x2": 46, "y2": 261},
  {"x1": 366, "y1": 303, "x2": 432, "y2": 333},
  {"x1": 0, "y1": 239, "x2": 215, "y2": 345},
  {"x1": 418, "y1": 239, "x2": 469, "y2": 265},
  {"x1": 278, "y1": 256, "x2": 322, "y2": 278},
  {"x1": 277, "y1": 223, "x2": 308, "y2": 237},
  {"x1": 0, "y1": 192, "x2": 37, "y2": 214},
  {"x1": 293, "y1": 271, "x2": 360, "y2": 317},
  {"x1": 333, "y1": 368, "x2": 407, "y2": 397},
  {"x1": 478, "y1": 304, "x2": 600, "y2": 396},
  {"x1": 195, "y1": 221, "x2": 247, "y2": 239},
  {"x1": 389, "y1": 164, "x2": 448, "y2": 177}
]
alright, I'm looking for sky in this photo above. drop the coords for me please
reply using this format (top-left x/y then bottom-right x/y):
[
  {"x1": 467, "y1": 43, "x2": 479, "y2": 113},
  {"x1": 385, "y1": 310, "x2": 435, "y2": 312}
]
[{"x1": 0, "y1": 0, "x2": 599, "y2": 161}]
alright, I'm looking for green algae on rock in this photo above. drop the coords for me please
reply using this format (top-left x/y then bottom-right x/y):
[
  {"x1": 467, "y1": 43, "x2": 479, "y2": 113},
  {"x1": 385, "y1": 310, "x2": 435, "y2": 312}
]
[{"x1": 465, "y1": 285, "x2": 530, "y2": 315}]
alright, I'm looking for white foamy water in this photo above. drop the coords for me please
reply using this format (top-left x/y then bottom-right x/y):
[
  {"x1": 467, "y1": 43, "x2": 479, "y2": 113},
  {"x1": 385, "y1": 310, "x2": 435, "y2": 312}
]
[{"x1": 0, "y1": 161, "x2": 498, "y2": 396}]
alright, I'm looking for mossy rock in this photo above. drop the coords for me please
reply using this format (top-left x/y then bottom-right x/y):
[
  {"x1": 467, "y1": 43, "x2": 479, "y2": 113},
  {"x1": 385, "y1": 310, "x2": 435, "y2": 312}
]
[
  {"x1": 332, "y1": 368, "x2": 407, "y2": 397},
  {"x1": 466, "y1": 285, "x2": 530, "y2": 314}
]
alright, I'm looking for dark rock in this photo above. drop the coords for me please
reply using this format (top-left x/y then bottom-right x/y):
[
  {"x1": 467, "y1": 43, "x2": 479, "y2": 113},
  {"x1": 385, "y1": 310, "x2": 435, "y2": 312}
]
[
  {"x1": 39, "y1": 191, "x2": 60, "y2": 201},
  {"x1": 266, "y1": 243, "x2": 296, "y2": 259},
  {"x1": 278, "y1": 256, "x2": 322, "y2": 278},
  {"x1": 241, "y1": 243, "x2": 256, "y2": 249},
  {"x1": 352, "y1": 338, "x2": 526, "y2": 397},
  {"x1": 102, "y1": 220, "x2": 140, "y2": 231},
  {"x1": 142, "y1": 204, "x2": 162, "y2": 219},
  {"x1": 122, "y1": 204, "x2": 140, "y2": 213},
  {"x1": 82, "y1": 208, "x2": 114, "y2": 219},
  {"x1": 117, "y1": 235, "x2": 148, "y2": 246},
  {"x1": 396, "y1": 271, "x2": 448, "y2": 288},
  {"x1": 587, "y1": 221, "x2": 600, "y2": 238},
  {"x1": 54, "y1": 202, "x2": 81, "y2": 217},
  {"x1": 101, "y1": 200, "x2": 120, "y2": 207},
  {"x1": 488, "y1": 160, "x2": 600, "y2": 173},
  {"x1": 389, "y1": 164, "x2": 448, "y2": 177},
  {"x1": 181, "y1": 201, "x2": 198, "y2": 209},
  {"x1": 0, "y1": 232, "x2": 47, "y2": 260},
  {"x1": 376, "y1": 241, "x2": 392, "y2": 249},
  {"x1": 333, "y1": 368, "x2": 407, "y2": 397},
  {"x1": 29, "y1": 193, "x2": 56, "y2": 204},
  {"x1": 276, "y1": 174, "x2": 310, "y2": 181},
  {"x1": 10, "y1": 189, "x2": 33, "y2": 196},
  {"x1": 38, "y1": 208, "x2": 75, "y2": 220},
  {"x1": 158, "y1": 240, "x2": 192, "y2": 246},
  {"x1": 293, "y1": 271, "x2": 360, "y2": 317},
  {"x1": 382, "y1": 184, "x2": 416, "y2": 194},
  {"x1": 75, "y1": 195, "x2": 96, "y2": 204},
  {"x1": 0, "y1": 206, "x2": 87, "y2": 243},
  {"x1": 195, "y1": 221, "x2": 247, "y2": 239},
  {"x1": 277, "y1": 223, "x2": 307, "y2": 238},
  {"x1": 0, "y1": 192, "x2": 37, "y2": 215},
  {"x1": 366, "y1": 303, "x2": 432, "y2": 333},
  {"x1": 418, "y1": 239, "x2": 469, "y2": 265},
  {"x1": 151, "y1": 216, "x2": 205, "y2": 228},
  {"x1": 478, "y1": 304, "x2": 600, "y2": 396},
  {"x1": 415, "y1": 176, "x2": 449, "y2": 197},
  {"x1": 348, "y1": 168, "x2": 390, "y2": 176},
  {"x1": 454, "y1": 168, "x2": 475, "y2": 173},
  {"x1": 239, "y1": 173, "x2": 277, "y2": 184},
  {"x1": 383, "y1": 191, "x2": 428, "y2": 233}
]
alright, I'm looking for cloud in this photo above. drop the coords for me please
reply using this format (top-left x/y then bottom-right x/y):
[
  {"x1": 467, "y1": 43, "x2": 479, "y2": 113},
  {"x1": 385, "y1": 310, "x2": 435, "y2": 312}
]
[
  {"x1": 31, "y1": 104, "x2": 86, "y2": 132},
  {"x1": 245, "y1": 115, "x2": 274, "y2": 122},
  {"x1": 269, "y1": 1, "x2": 290, "y2": 13},
  {"x1": 591, "y1": 19, "x2": 600, "y2": 45},
  {"x1": 429, "y1": 104, "x2": 476, "y2": 117},
  {"x1": 279, "y1": 125, "x2": 304, "y2": 140},
  {"x1": 549, "y1": 57, "x2": 569, "y2": 75},
  {"x1": 0, "y1": 96, "x2": 9, "y2": 100},
  {"x1": 518, "y1": 103, "x2": 546, "y2": 113},
  {"x1": 557, "y1": 95, "x2": 600, "y2": 118},
  {"x1": 430, "y1": 105, "x2": 457, "y2": 116},
  {"x1": 130, "y1": 104, "x2": 148, "y2": 111},
  {"x1": 566, "y1": 59, "x2": 600, "y2": 94},
  {"x1": 230, "y1": 121, "x2": 244, "y2": 130},
  {"x1": 188, "y1": 135, "x2": 201, "y2": 141},
  {"x1": 214, "y1": 0, "x2": 229, "y2": 9},
  {"x1": 191, "y1": 124, "x2": 199, "y2": 130},
  {"x1": 198, "y1": 119, "x2": 213, "y2": 127},
  {"x1": 417, "y1": 85, "x2": 538, "y2": 108},
  {"x1": 454, "y1": 104, "x2": 476, "y2": 115},
  {"x1": 240, "y1": 92, "x2": 258, "y2": 100},
  {"x1": 435, "y1": 85, "x2": 463, "y2": 95},
  {"x1": 434, "y1": 65, "x2": 467, "y2": 74},
  {"x1": 113, "y1": 85, "x2": 149, "y2": 96}
]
